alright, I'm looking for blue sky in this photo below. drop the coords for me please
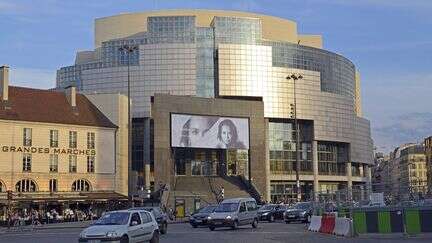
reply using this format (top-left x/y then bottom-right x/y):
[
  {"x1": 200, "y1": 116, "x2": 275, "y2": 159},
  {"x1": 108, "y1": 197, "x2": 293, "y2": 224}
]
[{"x1": 1, "y1": 0, "x2": 432, "y2": 153}]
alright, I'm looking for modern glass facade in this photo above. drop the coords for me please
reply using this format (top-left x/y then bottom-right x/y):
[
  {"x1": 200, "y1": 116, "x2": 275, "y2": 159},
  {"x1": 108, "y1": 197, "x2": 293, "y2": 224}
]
[{"x1": 57, "y1": 10, "x2": 373, "y2": 200}]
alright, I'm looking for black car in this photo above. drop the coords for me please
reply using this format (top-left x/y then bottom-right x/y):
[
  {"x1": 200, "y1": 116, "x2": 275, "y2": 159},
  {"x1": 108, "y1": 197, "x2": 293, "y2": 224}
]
[
  {"x1": 257, "y1": 204, "x2": 287, "y2": 222},
  {"x1": 133, "y1": 206, "x2": 168, "y2": 234},
  {"x1": 189, "y1": 205, "x2": 217, "y2": 228},
  {"x1": 284, "y1": 202, "x2": 313, "y2": 224}
]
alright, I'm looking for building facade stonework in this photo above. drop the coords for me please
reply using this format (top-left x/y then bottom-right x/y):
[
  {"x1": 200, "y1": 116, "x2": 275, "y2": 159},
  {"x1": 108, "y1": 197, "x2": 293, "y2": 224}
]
[{"x1": 0, "y1": 66, "x2": 129, "y2": 220}]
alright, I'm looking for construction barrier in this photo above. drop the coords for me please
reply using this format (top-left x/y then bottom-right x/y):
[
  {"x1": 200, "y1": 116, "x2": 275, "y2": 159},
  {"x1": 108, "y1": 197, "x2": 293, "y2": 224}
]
[
  {"x1": 333, "y1": 217, "x2": 353, "y2": 237},
  {"x1": 405, "y1": 208, "x2": 432, "y2": 235},
  {"x1": 308, "y1": 216, "x2": 322, "y2": 232},
  {"x1": 353, "y1": 208, "x2": 404, "y2": 234},
  {"x1": 319, "y1": 214, "x2": 335, "y2": 234},
  {"x1": 352, "y1": 206, "x2": 432, "y2": 235}
]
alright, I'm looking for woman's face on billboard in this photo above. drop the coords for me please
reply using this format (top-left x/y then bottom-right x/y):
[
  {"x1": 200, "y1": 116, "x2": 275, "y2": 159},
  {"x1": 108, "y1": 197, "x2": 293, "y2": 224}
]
[
  {"x1": 220, "y1": 124, "x2": 233, "y2": 145},
  {"x1": 188, "y1": 117, "x2": 208, "y2": 146}
]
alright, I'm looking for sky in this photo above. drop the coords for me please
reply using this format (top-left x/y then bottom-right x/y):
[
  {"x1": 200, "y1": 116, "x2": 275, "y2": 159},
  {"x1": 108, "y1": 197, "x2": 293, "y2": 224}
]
[{"x1": 1, "y1": 0, "x2": 431, "y2": 154}]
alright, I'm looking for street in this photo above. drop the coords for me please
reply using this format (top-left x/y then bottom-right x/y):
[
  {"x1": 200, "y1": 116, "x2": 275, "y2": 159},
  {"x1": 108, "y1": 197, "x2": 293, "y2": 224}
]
[{"x1": 1, "y1": 221, "x2": 431, "y2": 243}]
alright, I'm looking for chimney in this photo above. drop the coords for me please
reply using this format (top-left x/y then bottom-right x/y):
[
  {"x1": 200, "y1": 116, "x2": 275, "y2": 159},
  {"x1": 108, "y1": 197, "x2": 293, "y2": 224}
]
[
  {"x1": 65, "y1": 86, "x2": 77, "y2": 107},
  {"x1": 0, "y1": 65, "x2": 9, "y2": 101}
]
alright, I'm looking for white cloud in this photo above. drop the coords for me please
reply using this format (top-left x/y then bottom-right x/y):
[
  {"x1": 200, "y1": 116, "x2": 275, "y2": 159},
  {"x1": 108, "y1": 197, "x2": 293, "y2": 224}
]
[{"x1": 9, "y1": 67, "x2": 56, "y2": 89}]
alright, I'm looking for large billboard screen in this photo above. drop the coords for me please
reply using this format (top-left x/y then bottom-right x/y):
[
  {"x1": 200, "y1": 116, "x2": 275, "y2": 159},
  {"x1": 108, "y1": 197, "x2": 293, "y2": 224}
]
[{"x1": 171, "y1": 114, "x2": 249, "y2": 149}]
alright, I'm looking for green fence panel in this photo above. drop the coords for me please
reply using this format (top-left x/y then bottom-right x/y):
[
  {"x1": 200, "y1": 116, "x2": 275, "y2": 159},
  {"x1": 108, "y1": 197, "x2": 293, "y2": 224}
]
[
  {"x1": 338, "y1": 208, "x2": 346, "y2": 218},
  {"x1": 378, "y1": 211, "x2": 391, "y2": 233},
  {"x1": 353, "y1": 211, "x2": 367, "y2": 234},
  {"x1": 405, "y1": 209, "x2": 421, "y2": 235}
]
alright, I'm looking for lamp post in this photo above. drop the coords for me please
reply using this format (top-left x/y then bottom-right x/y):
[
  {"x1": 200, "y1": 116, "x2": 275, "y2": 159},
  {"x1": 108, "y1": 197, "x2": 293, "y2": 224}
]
[
  {"x1": 286, "y1": 73, "x2": 303, "y2": 202},
  {"x1": 119, "y1": 45, "x2": 138, "y2": 205}
]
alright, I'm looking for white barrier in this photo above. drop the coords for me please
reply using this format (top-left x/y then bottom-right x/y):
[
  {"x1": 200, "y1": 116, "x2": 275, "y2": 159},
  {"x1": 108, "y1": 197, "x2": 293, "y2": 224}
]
[
  {"x1": 308, "y1": 216, "x2": 322, "y2": 232},
  {"x1": 333, "y1": 217, "x2": 353, "y2": 237}
]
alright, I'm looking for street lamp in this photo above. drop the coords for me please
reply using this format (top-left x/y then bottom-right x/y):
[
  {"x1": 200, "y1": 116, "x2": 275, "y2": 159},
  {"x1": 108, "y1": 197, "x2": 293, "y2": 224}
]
[
  {"x1": 118, "y1": 45, "x2": 138, "y2": 205},
  {"x1": 286, "y1": 73, "x2": 303, "y2": 202}
]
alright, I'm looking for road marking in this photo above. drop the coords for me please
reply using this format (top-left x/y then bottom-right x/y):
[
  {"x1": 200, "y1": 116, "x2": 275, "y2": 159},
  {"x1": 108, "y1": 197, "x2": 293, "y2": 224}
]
[{"x1": 168, "y1": 231, "x2": 307, "y2": 234}]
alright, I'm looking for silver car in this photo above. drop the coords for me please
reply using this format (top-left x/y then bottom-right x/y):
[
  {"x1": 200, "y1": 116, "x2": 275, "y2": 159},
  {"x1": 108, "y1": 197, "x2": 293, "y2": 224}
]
[
  {"x1": 207, "y1": 198, "x2": 259, "y2": 231},
  {"x1": 78, "y1": 209, "x2": 159, "y2": 243}
]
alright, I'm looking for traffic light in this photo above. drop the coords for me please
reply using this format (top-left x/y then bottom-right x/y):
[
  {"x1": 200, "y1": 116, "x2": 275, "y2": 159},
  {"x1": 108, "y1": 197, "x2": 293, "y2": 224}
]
[{"x1": 7, "y1": 190, "x2": 12, "y2": 200}]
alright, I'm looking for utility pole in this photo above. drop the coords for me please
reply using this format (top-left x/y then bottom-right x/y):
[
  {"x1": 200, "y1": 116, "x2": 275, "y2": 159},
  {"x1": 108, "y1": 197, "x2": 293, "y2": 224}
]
[{"x1": 287, "y1": 73, "x2": 303, "y2": 202}]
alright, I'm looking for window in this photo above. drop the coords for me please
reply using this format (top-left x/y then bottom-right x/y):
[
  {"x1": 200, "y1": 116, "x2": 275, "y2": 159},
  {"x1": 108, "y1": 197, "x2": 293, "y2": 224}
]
[
  {"x1": 69, "y1": 155, "x2": 77, "y2": 173},
  {"x1": 71, "y1": 179, "x2": 91, "y2": 192},
  {"x1": 23, "y1": 128, "x2": 32, "y2": 146},
  {"x1": 239, "y1": 202, "x2": 247, "y2": 212},
  {"x1": 246, "y1": 201, "x2": 257, "y2": 211},
  {"x1": 87, "y1": 132, "x2": 95, "y2": 149},
  {"x1": 15, "y1": 179, "x2": 37, "y2": 192},
  {"x1": 0, "y1": 181, "x2": 4, "y2": 192},
  {"x1": 50, "y1": 130, "x2": 58, "y2": 147},
  {"x1": 23, "y1": 154, "x2": 31, "y2": 172},
  {"x1": 87, "y1": 156, "x2": 95, "y2": 173},
  {"x1": 49, "y1": 179, "x2": 57, "y2": 192},
  {"x1": 139, "y1": 212, "x2": 152, "y2": 223},
  {"x1": 49, "y1": 154, "x2": 58, "y2": 172},
  {"x1": 69, "y1": 131, "x2": 77, "y2": 148},
  {"x1": 130, "y1": 213, "x2": 142, "y2": 225}
]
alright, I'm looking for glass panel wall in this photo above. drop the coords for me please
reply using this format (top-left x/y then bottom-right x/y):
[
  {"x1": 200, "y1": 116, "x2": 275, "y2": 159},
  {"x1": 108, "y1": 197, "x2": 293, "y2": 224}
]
[
  {"x1": 174, "y1": 148, "x2": 249, "y2": 178},
  {"x1": 269, "y1": 121, "x2": 312, "y2": 175}
]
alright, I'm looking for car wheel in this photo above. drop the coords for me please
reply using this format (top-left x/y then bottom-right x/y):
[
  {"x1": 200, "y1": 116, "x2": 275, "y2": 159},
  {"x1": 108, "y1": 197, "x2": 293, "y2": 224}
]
[
  {"x1": 268, "y1": 215, "x2": 274, "y2": 223},
  {"x1": 120, "y1": 235, "x2": 129, "y2": 243},
  {"x1": 231, "y1": 220, "x2": 239, "y2": 230},
  {"x1": 209, "y1": 226, "x2": 215, "y2": 231},
  {"x1": 192, "y1": 223, "x2": 198, "y2": 228},
  {"x1": 160, "y1": 222, "x2": 167, "y2": 234},
  {"x1": 252, "y1": 219, "x2": 258, "y2": 228},
  {"x1": 150, "y1": 230, "x2": 159, "y2": 243}
]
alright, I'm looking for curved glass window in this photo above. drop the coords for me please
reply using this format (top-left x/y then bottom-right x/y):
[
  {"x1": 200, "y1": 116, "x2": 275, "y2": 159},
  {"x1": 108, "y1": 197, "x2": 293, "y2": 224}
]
[
  {"x1": 0, "y1": 180, "x2": 5, "y2": 192},
  {"x1": 15, "y1": 179, "x2": 38, "y2": 192},
  {"x1": 71, "y1": 179, "x2": 91, "y2": 192}
]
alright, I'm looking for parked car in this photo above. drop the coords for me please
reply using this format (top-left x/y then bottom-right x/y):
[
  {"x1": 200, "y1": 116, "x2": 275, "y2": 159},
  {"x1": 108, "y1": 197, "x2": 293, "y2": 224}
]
[
  {"x1": 189, "y1": 205, "x2": 217, "y2": 228},
  {"x1": 78, "y1": 209, "x2": 159, "y2": 243},
  {"x1": 132, "y1": 207, "x2": 168, "y2": 234},
  {"x1": 257, "y1": 204, "x2": 287, "y2": 222},
  {"x1": 284, "y1": 202, "x2": 313, "y2": 224},
  {"x1": 207, "y1": 198, "x2": 259, "y2": 231}
]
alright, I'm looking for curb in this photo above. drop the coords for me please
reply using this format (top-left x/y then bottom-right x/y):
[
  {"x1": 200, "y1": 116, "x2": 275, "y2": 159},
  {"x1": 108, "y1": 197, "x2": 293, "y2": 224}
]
[{"x1": 168, "y1": 220, "x2": 189, "y2": 224}]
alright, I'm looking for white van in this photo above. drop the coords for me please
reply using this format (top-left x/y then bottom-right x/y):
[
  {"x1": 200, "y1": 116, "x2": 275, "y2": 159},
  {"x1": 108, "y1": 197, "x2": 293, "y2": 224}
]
[{"x1": 207, "y1": 198, "x2": 258, "y2": 231}]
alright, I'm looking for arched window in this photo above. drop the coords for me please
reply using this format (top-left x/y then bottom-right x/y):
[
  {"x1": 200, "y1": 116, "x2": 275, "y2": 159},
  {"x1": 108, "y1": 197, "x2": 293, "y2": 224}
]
[
  {"x1": 0, "y1": 180, "x2": 5, "y2": 192},
  {"x1": 15, "y1": 179, "x2": 38, "y2": 192},
  {"x1": 71, "y1": 179, "x2": 91, "y2": 192}
]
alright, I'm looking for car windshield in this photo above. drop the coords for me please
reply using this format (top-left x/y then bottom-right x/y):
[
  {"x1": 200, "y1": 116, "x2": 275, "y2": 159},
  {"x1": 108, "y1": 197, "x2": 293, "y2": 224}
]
[
  {"x1": 261, "y1": 205, "x2": 275, "y2": 210},
  {"x1": 94, "y1": 212, "x2": 130, "y2": 225},
  {"x1": 199, "y1": 206, "x2": 217, "y2": 213},
  {"x1": 214, "y1": 203, "x2": 239, "y2": 212},
  {"x1": 294, "y1": 203, "x2": 310, "y2": 210}
]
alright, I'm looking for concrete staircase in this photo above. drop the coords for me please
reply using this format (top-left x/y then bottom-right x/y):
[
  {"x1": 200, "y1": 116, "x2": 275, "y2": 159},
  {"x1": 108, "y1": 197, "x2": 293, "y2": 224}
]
[{"x1": 172, "y1": 176, "x2": 251, "y2": 205}]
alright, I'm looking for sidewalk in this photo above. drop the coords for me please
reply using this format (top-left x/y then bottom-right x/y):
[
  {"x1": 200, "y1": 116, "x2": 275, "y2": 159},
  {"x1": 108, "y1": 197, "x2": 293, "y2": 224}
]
[
  {"x1": 358, "y1": 233, "x2": 432, "y2": 240},
  {"x1": 0, "y1": 220, "x2": 93, "y2": 234},
  {"x1": 0, "y1": 217, "x2": 189, "y2": 234},
  {"x1": 168, "y1": 217, "x2": 189, "y2": 224}
]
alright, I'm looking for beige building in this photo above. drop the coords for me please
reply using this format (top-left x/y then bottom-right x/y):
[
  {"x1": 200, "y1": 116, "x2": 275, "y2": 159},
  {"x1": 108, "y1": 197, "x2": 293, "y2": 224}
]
[
  {"x1": 425, "y1": 136, "x2": 432, "y2": 192},
  {"x1": 398, "y1": 144, "x2": 428, "y2": 198},
  {"x1": 0, "y1": 66, "x2": 129, "y2": 219}
]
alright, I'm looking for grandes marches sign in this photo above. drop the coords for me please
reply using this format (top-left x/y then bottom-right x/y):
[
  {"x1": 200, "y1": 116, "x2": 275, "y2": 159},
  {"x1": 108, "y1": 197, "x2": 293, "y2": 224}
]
[{"x1": 1, "y1": 145, "x2": 96, "y2": 155}]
